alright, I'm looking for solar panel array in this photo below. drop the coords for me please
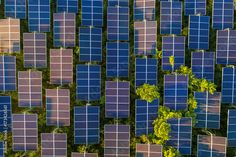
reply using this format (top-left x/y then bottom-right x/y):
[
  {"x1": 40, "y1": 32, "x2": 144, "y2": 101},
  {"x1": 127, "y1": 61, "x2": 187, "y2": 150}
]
[
  {"x1": 106, "y1": 42, "x2": 129, "y2": 78},
  {"x1": 104, "y1": 124, "x2": 130, "y2": 157},
  {"x1": 105, "y1": 81, "x2": 130, "y2": 118},
  {"x1": 74, "y1": 106, "x2": 100, "y2": 145},
  {"x1": 71, "y1": 153, "x2": 98, "y2": 157},
  {"x1": 134, "y1": 0, "x2": 155, "y2": 21},
  {"x1": 164, "y1": 75, "x2": 188, "y2": 111},
  {"x1": 57, "y1": 0, "x2": 78, "y2": 13},
  {"x1": 227, "y1": 109, "x2": 236, "y2": 147},
  {"x1": 23, "y1": 33, "x2": 47, "y2": 68},
  {"x1": 197, "y1": 135, "x2": 227, "y2": 157},
  {"x1": 134, "y1": 21, "x2": 157, "y2": 55},
  {"x1": 184, "y1": 0, "x2": 206, "y2": 15},
  {"x1": 160, "y1": 1, "x2": 182, "y2": 35},
  {"x1": 191, "y1": 51, "x2": 215, "y2": 82},
  {"x1": 46, "y1": 89, "x2": 70, "y2": 127},
  {"x1": 0, "y1": 96, "x2": 12, "y2": 132},
  {"x1": 166, "y1": 118, "x2": 192, "y2": 155},
  {"x1": 162, "y1": 36, "x2": 185, "y2": 71},
  {"x1": 0, "y1": 141, "x2": 4, "y2": 157},
  {"x1": 50, "y1": 49, "x2": 73, "y2": 85},
  {"x1": 5, "y1": 0, "x2": 26, "y2": 19},
  {"x1": 0, "y1": 56, "x2": 16, "y2": 92},
  {"x1": 108, "y1": 0, "x2": 129, "y2": 7},
  {"x1": 12, "y1": 114, "x2": 38, "y2": 151},
  {"x1": 18, "y1": 71, "x2": 42, "y2": 108},
  {"x1": 136, "y1": 144, "x2": 162, "y2": 157},
  {"x1": 135, "y1": 99, "x2": 159, "y2": 137}
]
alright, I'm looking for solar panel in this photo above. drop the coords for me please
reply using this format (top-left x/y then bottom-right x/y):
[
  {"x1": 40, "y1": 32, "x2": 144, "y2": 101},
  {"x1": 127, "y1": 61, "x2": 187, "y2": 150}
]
[
  {"x1": 107, "y1": 6, "x2": 129, "y2": 41},
  {"x1": 227, "y1": 109, "x2": 236, "y2": 147},
  {"x1": 46, "y1": 89, "x2": 70, "y2": 127},
  {"x1": 184, "y1": 0, "x2": 206, "y2": 15},
  {"x1": 105, "y1": 81, "x2": 130, "y2": 118},
  {"x1": 57, "y1": 0, "x2": 78, "y2": 13},
  {"x1": 212, "y1": 0, "x2": 234, "y2": 30},
  {"x1": 0, "y1": 56, "x2": 16, "y2": 92},
  {"x1": 0, "y1": 96, "x2": 12, "y2": 132},
  {"x1": 53, "y1": 13, "x2": 76, "y2": 48},
  {"x1": 134, "y1": 0, "x2": 155, "y2": 21},
  {"x1": 0, "y1": 141, "x2": 4, "y2": 157},
  {"x1": 81, "y1": 0, "x2": 103, "y2": 27},
  {"x1": 108, "y1": 0, "x2": 129, "y2": 7},
  {"x1": 23, "y1": 33, "x2": 47, "y2": 68},
  {"x1": 194, "y1": 92, "x2": 221, "y2": 129},
  {"x1": 216, "y1": 30, "x2": 236, "y2": 65},
  {"x1": 74, "y1": 106, "x2": 100, "y2": 145},
  {"x1": 160, "y1": 1, "x2": 182, "y2": 35},
  {"x1": 135, "y1": 99, "x2": 159, "y2": 137},
  {"x1": 79, "y1": 27, "x2": 102, "y2": 62},
  {"x1": 71, "y1": 153, "x2": 98, "y2": 157},
  {"x1": 197, "y1": 135, "x2": 227, "y2": 157},
  {"x1": 76, "y1": 64, "x2": 101, "y2": 101},
  {"x1": 50, "y1": 49, "x2": 73, "y2": 85},
  {"x1": 166, "y1": 118, "x2": 192, "y2": 155},
  {"x1": 162, "y1": 36, "x2": 185, "y2": 71},
  {"x1": 188, "y1": 15, "x2": 210, "y2": 50},
  {"x1": 28, "y1": 0, "x2": 50, "y2": 32},
  {"x1": 164, "y1": 75, "x2": 188, "y2": 110},
  {"x1": 221, "y1": 67, "x2": 236, "y2": 104},
  {"x1": 5, "y1": 0, "x2": 26, "y2": 19},
  {"x1": 104, "y1": 124, "x2": 130, "y2": 157},
  {"x1": 18, "y1": 71, "x2": 42, "y2": 108},
  {"x1": 191, "y1": 51, "x2": 215, "y2": 82},
  {"x1": 135, "y1": 58, "x2": 158, "y2": 88},
  {"x1": 106, "y1": 42, "x2": 129, "y2": 78},
  {"x1": 136, "y1": 144, "x2": 162, "y2": 157},
  {"x1": 41, "y1": 133, "x2": 67, "y2": 157},
  {"x1": 0, "y1": 19, "x2": 20, "y2": 53},
  {"x1": 134, "y1": 21, "x2": 157, "y2": 55},
  {"x1": 12, "y1": 114, "x2": 38, "y2": 151}
]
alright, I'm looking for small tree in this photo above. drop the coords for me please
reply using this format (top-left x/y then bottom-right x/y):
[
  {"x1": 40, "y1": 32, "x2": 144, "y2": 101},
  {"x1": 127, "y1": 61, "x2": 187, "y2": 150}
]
[
  {"x1": 136, "y1": 84, "x2": 160, "y2": 103},
  {"x1": 169, "y1": 55, "x2": 175, "y2": 71},
  {"x1": 164, "y1": 147, "x2": 180, "y2": 157}
]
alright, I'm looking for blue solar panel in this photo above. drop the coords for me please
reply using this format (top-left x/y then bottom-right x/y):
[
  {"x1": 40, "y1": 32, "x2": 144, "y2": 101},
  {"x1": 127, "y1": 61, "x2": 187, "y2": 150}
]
[
  {"x1": 227, "y1": 109, "x2": 236, "y2": 147},
  {"x1": 0, "y1": 141, "x2": 4, "y2": 157},
  {"x1": 76, "y1": 65, "x2": 101, "y2": 102},
  {"x1": 28, "y1": 0, "x2": 50, "y2": 32},
  {"x1": 107, "y1": 6, "x2": 129, "y2": 41},
  {"x1": 162, "y1": 36, "x2": 185, "y2": 71},
  {"x1": 213, "y1": 0, "x2": 234, "y2": 30},
  {"x1": 134, "y1": 0, "x2": 155, "y2": 21},
  {"x1": 106, "y1": 42, "x2": 129, "y2": 78},
  {"x1": 5, "y1": 0, "x2": 26, "y2": 19},
  {"x1": 184, "y1": 0, "x2": 206, "y2": 15},
  {"x1": 188, "y1": 15, "x2": 210, "y2": 50},
  {"x1": 81, "y1": 0, "x2": 103, "y2": 27},
  {"x1": 164, "y1": 75, "x2": 188, "y2": 110},
  {"x1": 79, "y1": 27, "x2": 102, "y2": 62},
  {"x1": 135, "y1": 99, "x2": 159, "y2": 137},
  {"x1": 166, "y1": 118, "x2": 192, "y2": 155},
  {"x1": 57, "y1": 0, "x2": 78, "y2": 13},
  {"x1": 0, "y1": 96, "x2": 12, "y2": 132},
  {"x1": 160, "y1": 1, "x2": 182, "y2": 35},
  {"x1": 135, "y1": 58, "x2": 158, "y2": 88},
  {"x1": 108, "y1": 0, "x2": 129, "y2": 7},
  {"x1": 191, "y1": 51, "x2": 215, "y2": 82},
  {"x1": 221, "y1": 67, "x2": 236, "y2": 104},
  {"x1": 74, "y1": 106, "x2": 100, "y2": 145}
]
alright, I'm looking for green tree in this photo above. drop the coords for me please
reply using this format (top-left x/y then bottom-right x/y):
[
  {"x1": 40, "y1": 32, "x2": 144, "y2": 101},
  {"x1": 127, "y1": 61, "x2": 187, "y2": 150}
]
[
  {"x1": 169, "y1": 55, "x2": 175, "y2": 71},
  {"x1": 136, "y1": 84, "x2": 160, "y2": 103},
  {"x1": 164, "y1": 147, "x2": 180, "y2": 157}
]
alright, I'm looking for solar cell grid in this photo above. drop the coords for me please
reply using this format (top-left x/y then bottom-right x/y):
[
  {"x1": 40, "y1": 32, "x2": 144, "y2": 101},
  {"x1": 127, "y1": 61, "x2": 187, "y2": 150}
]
[
  {"x1": 57, "y1": 0, "x2": 78, "y2": 13},
  {"x1": 134, "y1": 0, "x2": 156, "y2": 21},
  {"x1": 71, "y1": 153, "x2": 98, "y2": 157},
  {"x1": 108, "y1": 0, "x2": 129, "y2": 7},
  {"x1": 0, "y1": 96, "x2": 12, "y2": 132},
  {"x1": 5, "y1": 0, "x2": 26, "y2": 19},
  {"x1": 136, "y1": 144, "x2": 162, "y2": 157},
  {"x1": 227, "y1": 109, "x2": 236, "y2": 147},
  {"x1": 0, "y1": 141, "x2": 4, "y2": 157},
  {"x1": 184, "y1": 0, "x2": 206, "y2": 15}
]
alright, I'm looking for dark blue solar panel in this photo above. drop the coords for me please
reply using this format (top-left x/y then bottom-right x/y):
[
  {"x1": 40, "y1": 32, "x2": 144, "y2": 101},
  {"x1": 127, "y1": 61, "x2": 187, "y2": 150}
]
[
  {"x1": 107, "y1": 6, "x2": 129, "y2": 41},
  {"x1": 0, "y1": 96, "x2": 12, "y2": 132},
  {"x1": 57, "y1": 0, "x2": 78, "y2": 13},
  {"x1": 5, "y1": 0, "x2": 26, "y2": 19},
  {"x1": 227, "y1": 109, "x2": 236, "y2": 147},
  {"x1": 28, "y1": 0, "x2": 50, "y2": 32},
  {"x1": 164, "y1": 75, "x2": 188, "y2": 110},
  {"x1": 213, "y1": 0, "x2": 234, "y2": 30},
  {"x1": 106, "y1": 42, "x2": 129, "y2": 78},
  {"x1": 74, "y1": 106, "x2": 100, "y2": 145},
  {"x1": 184, "y1": 0, "x2": 206, "y2": 15},
  {"x1": 134, "y1": 0, "x2": 155, "y2": 21},
  {"x1": 81, "y1": 0, "x2": 103, "y2": 27},
  {"x1": 76, "y1": 65, "x2": 101, "y2": 102},
  {"x1": 221, "y1": 67, "x2": 236, "y2": 104},
  {"x1": 79, "y1": 27, "x2": 102, "y2": 62},
  {"x1": 162, "y1": 36, "x2": 185, "y2": 71},
  {"x1": 192, "y1": 51, "x2": 214, "y2": 82},
  {"x1": 135, "y1": 58, "x2": 158, "y2": 88},
  {"x1": 216, "y1": 30, "x2": 236, "y2": 65},
  {"x1": 160, "y1": 1, "x2": 182, "y2": 35},
  {"x1": 188, "y1": 15, "x2": 210, "y2": 50},
  {"x1": 108, "y1": 0, "x2": 129, "y2": 7},
  {"x1": 135, "y1": 99, "x2": 159, "y2": 137},
  {"x1": 0, "y1": 56, "x2": 16, "y2": 92},
  {"x1": 0, "y1": 141, "x2": 4, "y2": 157},
  {"x1": 166, "y1": 118, "x2": 192, "y2": 155}
]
